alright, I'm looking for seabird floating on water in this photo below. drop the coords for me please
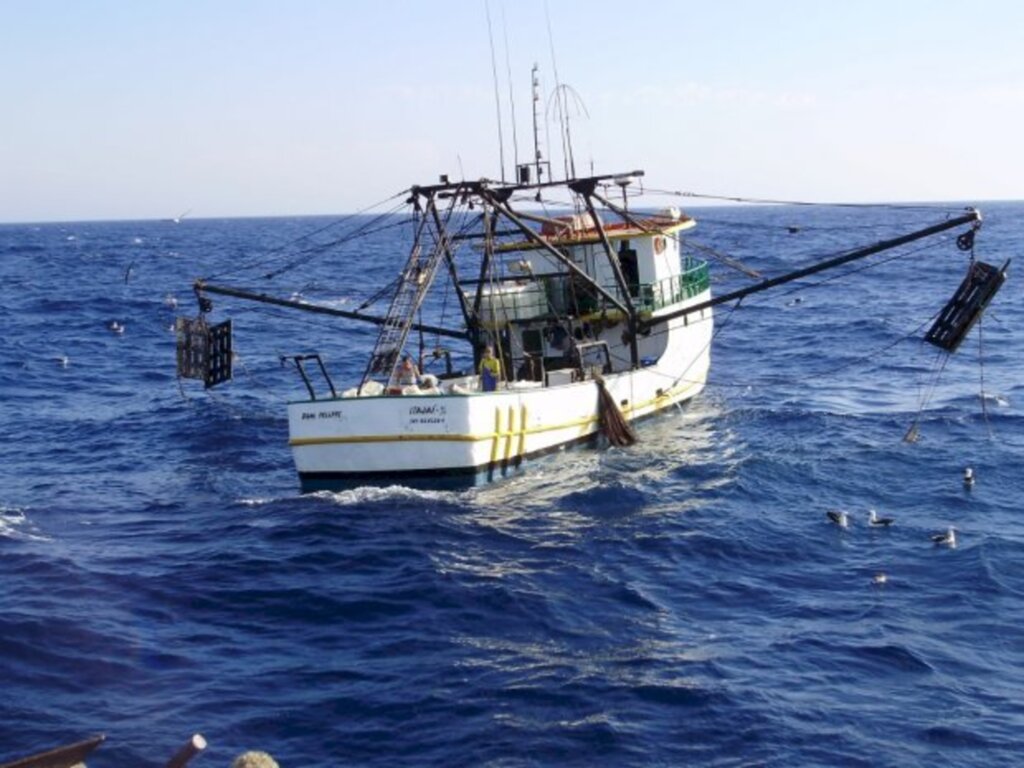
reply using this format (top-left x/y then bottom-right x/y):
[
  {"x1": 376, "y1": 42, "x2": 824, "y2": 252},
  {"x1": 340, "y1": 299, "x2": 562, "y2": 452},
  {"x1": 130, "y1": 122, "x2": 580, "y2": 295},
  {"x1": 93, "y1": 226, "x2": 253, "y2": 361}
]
[
  {"x1": 868, "y1": 509, "x2": 895, "y2": 527},
  {"x1": 963, "y1": 467, "x2": 975, "y2": 488},
  {"x1": 826, "y1": 510, "x2": 849, "y2": 528},
  {"x1": 931, "y1": 527, "x2": 957, "y2": 548}
]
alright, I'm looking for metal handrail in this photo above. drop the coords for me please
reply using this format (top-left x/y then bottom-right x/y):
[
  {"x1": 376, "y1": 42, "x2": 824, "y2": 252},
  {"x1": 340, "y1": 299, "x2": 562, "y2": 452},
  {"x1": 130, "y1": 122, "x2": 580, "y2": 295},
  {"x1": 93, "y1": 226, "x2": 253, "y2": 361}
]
[{"x1": 283, "y1": 354, "x2": 337, "y2": 400}]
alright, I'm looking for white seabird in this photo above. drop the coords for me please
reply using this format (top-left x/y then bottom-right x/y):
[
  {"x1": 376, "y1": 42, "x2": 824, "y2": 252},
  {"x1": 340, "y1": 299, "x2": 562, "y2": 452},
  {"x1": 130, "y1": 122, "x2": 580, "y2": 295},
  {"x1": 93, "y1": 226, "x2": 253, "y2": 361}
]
[
  {"x1": 931, "y1": 527, "x2": 957, "y2": 548},
  {"x1": 868, "y1": 509, "x2": 895, "y2": 527},
  {"x1": 826, "y1": 510, "x2": 849, "y2": 528}
]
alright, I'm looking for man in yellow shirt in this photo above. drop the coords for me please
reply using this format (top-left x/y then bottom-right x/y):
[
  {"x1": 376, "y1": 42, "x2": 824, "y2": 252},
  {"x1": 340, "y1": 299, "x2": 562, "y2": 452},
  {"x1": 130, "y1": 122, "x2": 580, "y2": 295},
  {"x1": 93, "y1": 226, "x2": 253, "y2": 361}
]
[{"x1": 479, "y1": 345, "x2": 502, "y2": 391}]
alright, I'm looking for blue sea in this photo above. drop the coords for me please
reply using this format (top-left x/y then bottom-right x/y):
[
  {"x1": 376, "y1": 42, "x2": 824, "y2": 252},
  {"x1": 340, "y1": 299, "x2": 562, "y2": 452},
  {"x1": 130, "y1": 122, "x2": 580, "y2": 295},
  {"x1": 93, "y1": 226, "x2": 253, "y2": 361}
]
[{"x1": 1, "y1": 201, "x2": 1022, "y2": 767}]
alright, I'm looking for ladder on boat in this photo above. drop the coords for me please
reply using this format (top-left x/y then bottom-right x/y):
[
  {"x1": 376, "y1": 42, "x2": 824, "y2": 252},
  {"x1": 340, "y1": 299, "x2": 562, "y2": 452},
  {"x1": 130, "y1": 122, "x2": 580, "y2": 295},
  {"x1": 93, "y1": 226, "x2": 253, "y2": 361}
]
[{"x1": 359, "y1": 213, "x2": 451, "y2": 391}]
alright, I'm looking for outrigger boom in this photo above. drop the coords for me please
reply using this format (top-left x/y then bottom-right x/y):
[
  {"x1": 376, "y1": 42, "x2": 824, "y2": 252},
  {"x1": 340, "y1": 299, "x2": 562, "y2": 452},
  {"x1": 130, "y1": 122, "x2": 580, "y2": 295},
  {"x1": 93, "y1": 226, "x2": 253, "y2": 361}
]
[
  {"x1": 640, "y1": 208, "x2": 984, "y2": 331},
  {"x1": 192, "y1": 281, "x2": 467, "y2": 340}
]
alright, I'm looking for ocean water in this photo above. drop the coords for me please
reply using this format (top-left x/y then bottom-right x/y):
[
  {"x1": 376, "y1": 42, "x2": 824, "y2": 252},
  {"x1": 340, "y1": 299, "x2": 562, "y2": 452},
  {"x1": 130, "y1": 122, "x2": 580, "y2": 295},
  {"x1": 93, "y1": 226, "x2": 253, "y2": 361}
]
[{"x1": 1, "y1": 201, "x2": 1022, "y2": 767}]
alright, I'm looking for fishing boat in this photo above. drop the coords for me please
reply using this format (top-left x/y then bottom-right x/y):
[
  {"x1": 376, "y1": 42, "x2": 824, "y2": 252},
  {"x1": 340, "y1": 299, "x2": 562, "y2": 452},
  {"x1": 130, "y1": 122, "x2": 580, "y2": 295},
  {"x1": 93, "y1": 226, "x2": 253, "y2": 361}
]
[
  {"x1": 178, "y1": 171, "x2": 993, "y2": 491},
  {"x1": 183, "y1": 169, "x2": 720, "y2": 490},
  {"x1": 286, "y1": 177, "x2": 712, "y2": 490},
  {"x1": 175, "y1": 68, "x2": 999, "y2": 491}
]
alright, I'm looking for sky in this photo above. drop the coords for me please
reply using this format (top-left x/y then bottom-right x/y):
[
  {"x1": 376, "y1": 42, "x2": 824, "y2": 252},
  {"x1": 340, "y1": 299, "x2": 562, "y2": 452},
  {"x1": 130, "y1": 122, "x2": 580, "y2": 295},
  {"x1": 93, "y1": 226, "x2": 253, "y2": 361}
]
[{"x1": 1, "y1": 0, "x2": 1022, "y2": 222}]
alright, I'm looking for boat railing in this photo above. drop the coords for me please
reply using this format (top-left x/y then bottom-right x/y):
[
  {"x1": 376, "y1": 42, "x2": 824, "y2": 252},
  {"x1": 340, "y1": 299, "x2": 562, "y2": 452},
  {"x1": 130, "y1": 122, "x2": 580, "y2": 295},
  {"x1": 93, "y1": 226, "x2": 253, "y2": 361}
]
[
  {"x1": 283, "y1": 354, "x2": 337, "y2": 400},
  {"x1": 635, "y1": 260, "x2": 711, "y2": 312},
  {"x1": 592, "y1": 259, "x2": 711, "y2": 313},
  {"x1": 478, "y1": 259, "x2": 710, "y2": 324}
]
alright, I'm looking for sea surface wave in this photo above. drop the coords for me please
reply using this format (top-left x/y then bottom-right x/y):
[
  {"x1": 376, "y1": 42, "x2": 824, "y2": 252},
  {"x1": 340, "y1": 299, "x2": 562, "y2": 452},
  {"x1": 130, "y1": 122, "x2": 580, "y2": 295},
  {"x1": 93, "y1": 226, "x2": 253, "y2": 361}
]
[{"x1": 1, "y1": 203, "x2": 1021, "y2": 766}]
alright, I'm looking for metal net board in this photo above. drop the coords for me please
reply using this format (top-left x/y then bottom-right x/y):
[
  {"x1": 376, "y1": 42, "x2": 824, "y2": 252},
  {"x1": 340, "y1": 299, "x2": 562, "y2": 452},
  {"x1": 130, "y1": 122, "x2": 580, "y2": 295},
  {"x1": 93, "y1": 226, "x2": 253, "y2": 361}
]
[
  {"x1": 925, "y1": 261, "x2": 1006, "y2": 352},
  {"x1": 175, "y1": 317, "x2": 232, "y2": 388}
]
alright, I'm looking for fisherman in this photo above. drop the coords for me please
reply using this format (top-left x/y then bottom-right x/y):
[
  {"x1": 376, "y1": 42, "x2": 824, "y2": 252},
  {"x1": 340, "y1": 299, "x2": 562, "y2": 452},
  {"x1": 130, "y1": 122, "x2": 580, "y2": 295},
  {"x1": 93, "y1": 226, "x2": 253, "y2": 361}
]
[
  {"x1": 479, "y1": 345, "x2": 502, "y2": 392},
  {"x1": 545, "y1": 319, "x2": 569, "y2": 353},
  {"x1": 395, "y1": 354, "x2": 420, "y2": 387}
]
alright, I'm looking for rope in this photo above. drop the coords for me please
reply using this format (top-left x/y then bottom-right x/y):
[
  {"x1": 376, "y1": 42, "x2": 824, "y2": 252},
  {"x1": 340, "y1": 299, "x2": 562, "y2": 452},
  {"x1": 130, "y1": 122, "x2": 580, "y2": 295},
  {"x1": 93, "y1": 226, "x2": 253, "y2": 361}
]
[
  {"x1": 642, "y1": 187, "x2": 962, "y2": 212},
  {"x1": 682, "y1": 214, "x2": 895, "y2": 234},
  {"x1": 903, "y1": 346, "x2": 951, "y2": 443},
  {"x1": 978, "y1": 315, "x2": 995, "y2": 439},
  {"x1": 484, "y1": 0, "x2": 506, "y2": 182},
  {"x1": 684, "y1": 239, "x2": 762, "y2": 279},
  {"x1": 261, "y1": 204, "x2": 410, "y2": 280},
  {"x1": 595, "y1": 374, "x2": 637, "y2": 446},
  {"x1": 202, "y1": 191, "x2": 409, "y2": 281}
]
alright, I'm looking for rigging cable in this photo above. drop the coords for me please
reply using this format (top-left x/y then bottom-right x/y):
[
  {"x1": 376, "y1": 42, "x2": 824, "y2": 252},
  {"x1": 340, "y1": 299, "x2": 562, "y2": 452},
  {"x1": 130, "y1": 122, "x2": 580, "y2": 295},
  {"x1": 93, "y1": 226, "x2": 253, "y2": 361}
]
[
  {"x1": 485, "y1": 0, "x2": 506, "y2": 182},
  {"x1": 978, "y1": 315, "x2": 995, "y2": 439},
  {"x1": 642, "y1": 187, "x2": 964, "y2": 213},
  {"x1": 500, "y1": 2, "x2": 520, "y2": 171},
  {"x1": 544, "y1": 0, "x2": 572, "y2": 180},
  {"x1": 261, "y1": 202, "x2": 410, "y2": 280},
  {"x1": 903, "y1": 345, "x2": 951, "y2": 443},
  {"x1": 203, "y1": 189, "x2": 409, "y2": 281}
]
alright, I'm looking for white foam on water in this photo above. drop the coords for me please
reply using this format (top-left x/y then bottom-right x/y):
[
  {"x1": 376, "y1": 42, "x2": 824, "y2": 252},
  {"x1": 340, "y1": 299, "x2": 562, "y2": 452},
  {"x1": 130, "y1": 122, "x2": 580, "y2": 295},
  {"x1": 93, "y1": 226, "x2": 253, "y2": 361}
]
[
  {"x1": 981, "y1": 393, "x2": 1010, "y2": 407},
  {"x1": 0, "y1": 505, "x2": 50, "y2": 542},
  {"x1": 237, "y1": 484, "x2": 460, "y2": 509},
  {"x1": 315, "y1": 486, "x2": 458, "y2": 506},
  {"x1": 237, "y1": 497, "x2": 278, "y2": 507}
]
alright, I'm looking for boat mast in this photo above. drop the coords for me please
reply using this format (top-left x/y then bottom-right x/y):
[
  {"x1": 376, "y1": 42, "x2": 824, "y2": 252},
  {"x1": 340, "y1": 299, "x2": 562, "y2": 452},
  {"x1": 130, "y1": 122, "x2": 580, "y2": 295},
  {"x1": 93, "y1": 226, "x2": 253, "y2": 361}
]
[{"x1": 531, "y1": 63, "x2": 544, "y2": 185}]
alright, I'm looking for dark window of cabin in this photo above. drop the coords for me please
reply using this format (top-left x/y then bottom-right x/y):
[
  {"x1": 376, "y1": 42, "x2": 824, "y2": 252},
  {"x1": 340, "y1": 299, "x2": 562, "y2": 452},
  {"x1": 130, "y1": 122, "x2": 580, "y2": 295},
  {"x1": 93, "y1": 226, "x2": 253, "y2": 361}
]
[
  {"x1": 618, "y1": 240, "x2": 639, "y2": 296},
  {"x1": 522, "y1": 329, "x2": 543, "y2": 355}
]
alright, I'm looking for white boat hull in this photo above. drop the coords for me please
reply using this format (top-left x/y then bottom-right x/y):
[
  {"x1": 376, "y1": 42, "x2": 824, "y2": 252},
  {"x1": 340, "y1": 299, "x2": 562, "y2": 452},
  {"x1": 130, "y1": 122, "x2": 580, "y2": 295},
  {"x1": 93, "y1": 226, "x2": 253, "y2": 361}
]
[{"x1": 286, "y1": 295, "x2": 713, "y2": 490}]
